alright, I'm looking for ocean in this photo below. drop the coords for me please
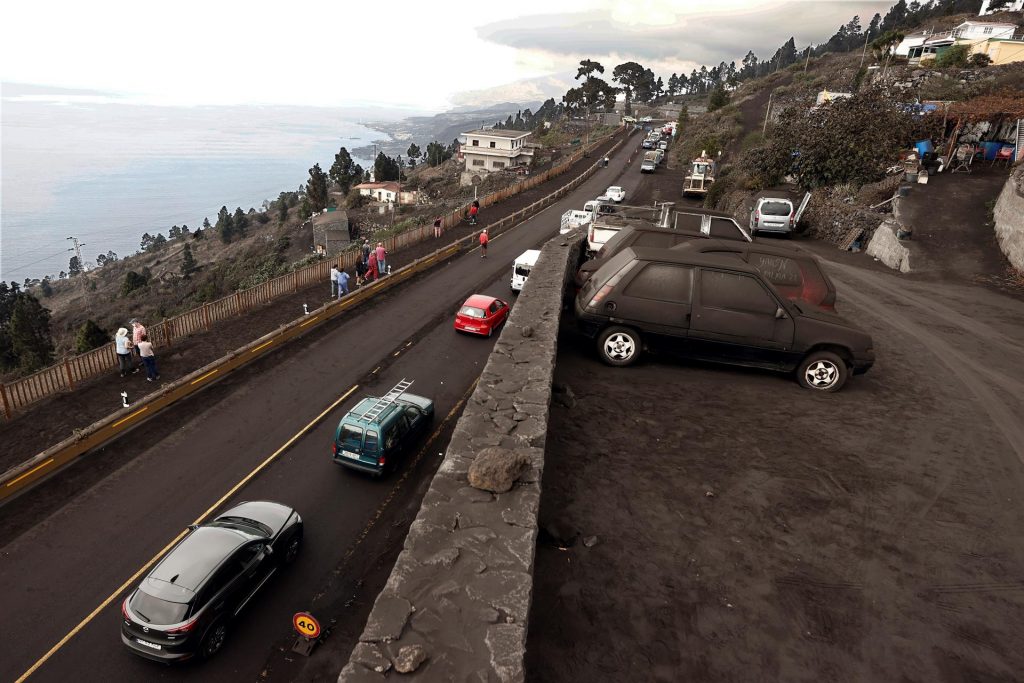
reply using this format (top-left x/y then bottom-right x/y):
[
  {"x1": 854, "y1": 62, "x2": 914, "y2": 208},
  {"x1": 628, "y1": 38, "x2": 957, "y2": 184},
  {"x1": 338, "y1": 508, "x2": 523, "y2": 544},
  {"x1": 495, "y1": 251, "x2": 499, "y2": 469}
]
[{"x1": 1, "y1": 90, "x2": 387, "y2": 283}]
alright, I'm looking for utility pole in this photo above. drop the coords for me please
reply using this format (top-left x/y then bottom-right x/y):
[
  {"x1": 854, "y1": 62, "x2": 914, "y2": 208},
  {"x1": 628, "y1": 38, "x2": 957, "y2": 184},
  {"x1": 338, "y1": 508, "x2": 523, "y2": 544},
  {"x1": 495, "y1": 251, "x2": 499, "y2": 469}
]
[
  {"x1": 804, "y1": 46, "x2": 812, "y2": 72},
  {"x1": 859, "y1": 29, "x2": 872, "y2": 70},
  {"x1": 67, "y1": 236, "x2": 86, "y2": 271},
  {"x1": 762, "y1": 91, "x2": 774, "y2": 136}
]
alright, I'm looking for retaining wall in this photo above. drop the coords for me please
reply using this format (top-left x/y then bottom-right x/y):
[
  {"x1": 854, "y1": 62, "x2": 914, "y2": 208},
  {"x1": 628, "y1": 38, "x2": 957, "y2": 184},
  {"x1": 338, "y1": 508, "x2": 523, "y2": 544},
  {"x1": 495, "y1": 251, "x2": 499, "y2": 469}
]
[
  {"x1": 338, "y1": 229, "x2": 584, "y2": 681},
  {"x1": 993, "y1": 167, "x2": 1024, "y2": 272}
]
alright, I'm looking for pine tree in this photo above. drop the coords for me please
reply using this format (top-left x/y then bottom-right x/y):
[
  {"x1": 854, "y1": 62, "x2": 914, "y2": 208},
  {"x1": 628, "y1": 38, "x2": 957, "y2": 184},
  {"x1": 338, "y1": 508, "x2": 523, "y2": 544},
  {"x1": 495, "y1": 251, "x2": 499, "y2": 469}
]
[
  {"x1": 75, "y1": 319, "x2": 108, "y2": 353},
  {"x1": 216, "y1": 206, "x2": 234, "y2": 244},
  {"x1": 306, "y1": 164, "x2": 329, "y2": 212},
  {"x1": 181, "y1": 243, "x2": 197, "y2": 277},
  {"x1": 68, "y1": 256, "x2": 82, "y2": 277},
  {"x1": 232, "y1": 207, "x2": 248, "y2": 237},
  {"x1": 9, "y1": 292, "x2": 55, "y2": 372}
]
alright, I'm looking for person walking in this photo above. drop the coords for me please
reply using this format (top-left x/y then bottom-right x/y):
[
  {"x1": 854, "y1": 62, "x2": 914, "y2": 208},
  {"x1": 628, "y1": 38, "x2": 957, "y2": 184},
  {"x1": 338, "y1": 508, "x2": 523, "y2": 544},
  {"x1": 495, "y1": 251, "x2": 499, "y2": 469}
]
[
  {"x1": 115, "y1": 327, "x2": 135, "y2": 377},
  {"x1": 469, "y1": 203, "x2": 479, "y2": 225},
  {"x1": 129, "y1": 319, "x2": 147, "y2": 368},
  {"x1": 479, "y1": 228, "x2": 489, "y2": 258},
  {"x1": 433, "y1": 216, "x2": 442, "y2": 238},
  {"x1": 604, "y1": 156, "x2": 610, "y2": 167},
  {"x1": 355, "y1": 257, "x2": 367, "y2": 286},
  {"x1": 375, "y1": 242, "x2": 388, "y2": 275},
  {"x1": 329, "y1": 264, "x2": 340, "y2": 298},
  {"x1": 135, "y1": 334, "x2": 160, "y2": 382},
  {"x1": 361, "y1": 239, "x2": 371, "y2": 267},
  {"x1": 336, "y1": 269, "x2": 350, "y2": 299},
  {"x1": 367, "y1": 250, "x2": 379, "y2": 282}
]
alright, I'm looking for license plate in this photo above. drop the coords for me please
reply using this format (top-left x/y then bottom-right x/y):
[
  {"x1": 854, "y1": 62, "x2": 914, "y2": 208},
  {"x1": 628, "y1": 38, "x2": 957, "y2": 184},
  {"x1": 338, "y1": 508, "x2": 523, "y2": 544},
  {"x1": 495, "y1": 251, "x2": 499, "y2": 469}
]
[
  {"x1": 136, "y1": 638, "x2": 162, "y2": 650},
  {"x1": 342, "y1": 450, "x2": 361, "y2": 461}
]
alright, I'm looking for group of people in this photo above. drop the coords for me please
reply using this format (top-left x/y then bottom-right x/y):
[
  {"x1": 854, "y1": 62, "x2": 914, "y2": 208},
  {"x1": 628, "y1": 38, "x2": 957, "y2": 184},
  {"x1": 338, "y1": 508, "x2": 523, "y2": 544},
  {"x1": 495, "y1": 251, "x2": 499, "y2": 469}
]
[
  {"x1": 330, "y1": 240, "x2": 390, "y2": 300},
  {"x1": 114, "y1": 318, "x2": 159, "y2": 382}
]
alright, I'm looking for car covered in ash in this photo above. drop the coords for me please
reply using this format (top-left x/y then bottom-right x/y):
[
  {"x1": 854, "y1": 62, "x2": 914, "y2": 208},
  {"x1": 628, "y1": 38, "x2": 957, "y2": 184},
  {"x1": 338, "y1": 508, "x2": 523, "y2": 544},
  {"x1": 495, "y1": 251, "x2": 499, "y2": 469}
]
[
  {"x1": 574, "y1": 247, "x2": 873, "y2": 391},
  {"x1": 121, "y1": 501, "x2": 303, "y2": 662}
]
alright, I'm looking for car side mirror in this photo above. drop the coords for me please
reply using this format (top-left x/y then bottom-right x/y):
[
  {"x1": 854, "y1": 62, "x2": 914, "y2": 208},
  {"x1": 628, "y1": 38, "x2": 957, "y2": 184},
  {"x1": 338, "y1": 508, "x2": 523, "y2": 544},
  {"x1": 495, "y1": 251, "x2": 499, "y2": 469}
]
[
  {"x1": 263, "y1": 545, "x2": 273, "y2": 556},
  {"x1": 187, "y1": 524, "x2": 199, "y2": 531},
  {"x1": 775, "y1": 307, "x2": 786, "y2": 319}
]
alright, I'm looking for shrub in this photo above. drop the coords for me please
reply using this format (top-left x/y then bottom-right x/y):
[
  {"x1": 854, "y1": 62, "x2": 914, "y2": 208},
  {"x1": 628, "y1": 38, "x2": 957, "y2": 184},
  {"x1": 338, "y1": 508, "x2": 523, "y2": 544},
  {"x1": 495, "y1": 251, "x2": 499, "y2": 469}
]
[
  {"x1": 707, "y1": 86, "x2": 730, "y2": 112},
  {"x1": 969, "y1": 53, "x2": 992, "y2": 68},
  {"x1": 75, "y1": 319, "x2": 109, "y2": 353},
  {"x1": 120, "y1": 271, "x2": 148, "y2": 296},
  {"x1": 934, "y1": 45, "x2": 970, "y2": 69}
]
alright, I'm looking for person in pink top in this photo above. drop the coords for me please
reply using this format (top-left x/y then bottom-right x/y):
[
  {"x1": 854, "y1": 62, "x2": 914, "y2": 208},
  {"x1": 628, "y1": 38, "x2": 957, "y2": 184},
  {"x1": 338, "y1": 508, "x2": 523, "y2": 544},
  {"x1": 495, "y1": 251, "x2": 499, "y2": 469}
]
[
  {"x1": 130, "y1": 318, "x2": 147, "y2": 368},
  {"x1": 375, "y1": 243, "x2": 387, "y2": 275}
]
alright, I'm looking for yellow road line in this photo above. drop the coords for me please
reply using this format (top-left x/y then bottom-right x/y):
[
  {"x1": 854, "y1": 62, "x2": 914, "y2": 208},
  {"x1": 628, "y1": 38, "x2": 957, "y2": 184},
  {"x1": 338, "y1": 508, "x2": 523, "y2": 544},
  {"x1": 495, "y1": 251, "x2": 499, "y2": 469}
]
[
  {"x1": 111, "y1": 406, "x2": 148, "y2": 429},
  {"x1": 5, "y1": 459, "x2": 54, "y2": 488},
  {"x1": 251, "y1": 340, "x2": 274, "y2": 353},
  {"x1": 15, "y1": 384, "x2": 360, "y2": 683},
  {"x1": 190, "y1": 369, "x2": 219, "y2": 386},
  {"x1": 299, "y1": 315, "x2": 321, "y2": 328}
]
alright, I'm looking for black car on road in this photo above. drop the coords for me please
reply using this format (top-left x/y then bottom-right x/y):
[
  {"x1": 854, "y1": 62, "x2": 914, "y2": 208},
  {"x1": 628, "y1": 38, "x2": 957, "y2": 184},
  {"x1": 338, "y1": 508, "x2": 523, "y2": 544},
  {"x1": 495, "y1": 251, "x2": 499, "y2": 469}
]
[
  {"x1": 575, "y1": 247, "x2": 874, "y2": 391},
  {"x1": 121, "y1": 501, "x2": 303, "y2": 663}
]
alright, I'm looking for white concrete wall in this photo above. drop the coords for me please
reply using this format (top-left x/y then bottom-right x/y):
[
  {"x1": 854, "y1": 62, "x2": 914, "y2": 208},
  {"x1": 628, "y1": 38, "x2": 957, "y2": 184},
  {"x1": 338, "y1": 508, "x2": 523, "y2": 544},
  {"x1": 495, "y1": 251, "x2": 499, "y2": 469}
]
[
  {"x1": 993, "y1": 169, "x2": 1024, "y2": 272},
  {"x1": 866, "y1": 219, "x2": 912, "y2": 273}
]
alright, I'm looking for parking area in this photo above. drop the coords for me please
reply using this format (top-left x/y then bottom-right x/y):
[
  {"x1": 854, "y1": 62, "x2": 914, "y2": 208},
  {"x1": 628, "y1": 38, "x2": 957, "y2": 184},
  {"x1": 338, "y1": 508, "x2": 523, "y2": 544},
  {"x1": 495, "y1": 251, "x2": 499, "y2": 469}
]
[{"x1": 526, "y1": 257, "x2": 1024, "y2": 681}]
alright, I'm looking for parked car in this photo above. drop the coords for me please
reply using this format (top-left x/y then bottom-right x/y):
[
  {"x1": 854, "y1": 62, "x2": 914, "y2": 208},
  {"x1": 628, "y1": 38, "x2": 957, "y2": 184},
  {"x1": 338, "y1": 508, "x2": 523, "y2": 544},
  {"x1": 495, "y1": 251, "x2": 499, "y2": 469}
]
[
  {"x1": 749, "y1": 190, "x2": 811, "y2": 236},
  {"x1": 603, "y1": 186, "x2": 626, "y2": 202},
  {"x1": 574, "y1": 247, "x2": 873, "y2": 390},
  {"x1": 511, "y1": 250, "x2": 540, "y2": 292},
  {"x1": 641, "y1": 139, "x2": 655, "y2": 149},
  {"x1": 121, "y1": 501, "x2": 304, "y2": 663},
  {"x1": 333, "y1": 379, "x2": 434, "y2": 476},
  {"x1": 455, "y1": 294, "x2": 510, "y2": 336},
  {"x1": 640, "y1": 152, "x2": 658, "y2": 173},
  {"x1": 658, "y1": 140, "x2": 668, "y2": 151}
]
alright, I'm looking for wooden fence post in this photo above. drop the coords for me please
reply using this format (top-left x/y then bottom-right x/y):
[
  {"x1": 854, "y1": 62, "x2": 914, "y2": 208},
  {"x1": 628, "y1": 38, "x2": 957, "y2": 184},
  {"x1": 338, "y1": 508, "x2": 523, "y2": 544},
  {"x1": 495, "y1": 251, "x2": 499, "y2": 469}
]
[
  {"x1": 203, "y1": 303, "x2": 212, "y2": 331},
  {"x1": 62, "y1": 358, "x2": 75, "y2": 391},
  {"x1": 234, "y1": 292, "x2": 242, "y2": 314},
  {"x1": 294, "y1": 271, "x2": 299, "y2": 293},
  {"x1": 163, "y1": 319, "x2": 172, "y2": 347}
]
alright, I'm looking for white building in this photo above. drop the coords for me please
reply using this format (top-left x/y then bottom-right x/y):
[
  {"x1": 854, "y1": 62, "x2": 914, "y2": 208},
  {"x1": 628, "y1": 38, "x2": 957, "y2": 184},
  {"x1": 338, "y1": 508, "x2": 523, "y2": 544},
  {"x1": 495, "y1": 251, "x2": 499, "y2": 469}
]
[
  {"x1": 980, "y1": 0, "x2": 1024, "y2": 14},
  {"x1": 353, "y1": 181, "x2": 400, "y2": 203},
  {"x1": 459, "y1": 129, "x2": 533, "y2": 186}
]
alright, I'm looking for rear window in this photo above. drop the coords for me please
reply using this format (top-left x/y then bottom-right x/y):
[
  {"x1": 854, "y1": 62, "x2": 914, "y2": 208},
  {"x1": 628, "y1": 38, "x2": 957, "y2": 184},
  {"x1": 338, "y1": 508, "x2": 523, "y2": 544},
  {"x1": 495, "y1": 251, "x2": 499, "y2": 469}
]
[
  {"x1": 760, "y1": 200, "x2": 793, "y2": 216},
  {"x1": 459, "y1": 306, "x2": 486, "y2": 318},
  {"x1": 708, "y1": 218, "x2": 745, "y2": 240},
  {"x1": 130, "y1": 590, "x2": 188, "y2": 625},
  {"x1": 364, "y1": 430, "x2": 379, "y2": 453},
  {"x1": 748, "y1": 253, "x2": 803, "y2": 287},
  {"x1": 514, "y1": 265, "x2": 531, "y2": 277},
  {"x1": 339, "y1": 424, "x2": 363, "y2": 451}
]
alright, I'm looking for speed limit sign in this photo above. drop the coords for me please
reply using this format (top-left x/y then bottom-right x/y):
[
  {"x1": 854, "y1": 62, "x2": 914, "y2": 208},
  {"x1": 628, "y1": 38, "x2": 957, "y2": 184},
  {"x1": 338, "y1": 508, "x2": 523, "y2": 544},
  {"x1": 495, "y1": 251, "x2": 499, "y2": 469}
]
[{"x1": 293, "y1": 612, "x2": 321, "y2": 639}]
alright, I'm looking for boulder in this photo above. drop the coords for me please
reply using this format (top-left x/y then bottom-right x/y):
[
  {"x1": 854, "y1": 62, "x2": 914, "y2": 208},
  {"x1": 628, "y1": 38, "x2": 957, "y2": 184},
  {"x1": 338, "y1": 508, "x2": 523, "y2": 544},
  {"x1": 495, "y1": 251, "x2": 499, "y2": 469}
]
[
  {"x1": 394, "y1": 644, "x2": 428, "y2": 674},
  {"x1": 468, "y1": 447, "x2": 531, "y2": 493}
]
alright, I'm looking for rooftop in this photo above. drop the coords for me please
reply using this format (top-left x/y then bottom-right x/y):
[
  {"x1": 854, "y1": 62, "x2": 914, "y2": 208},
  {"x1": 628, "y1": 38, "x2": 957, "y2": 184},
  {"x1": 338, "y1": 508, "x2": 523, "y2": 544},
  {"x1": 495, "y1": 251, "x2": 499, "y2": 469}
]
[{"x1": 461, "y1": 129, "x2": 532, "y2": 139}]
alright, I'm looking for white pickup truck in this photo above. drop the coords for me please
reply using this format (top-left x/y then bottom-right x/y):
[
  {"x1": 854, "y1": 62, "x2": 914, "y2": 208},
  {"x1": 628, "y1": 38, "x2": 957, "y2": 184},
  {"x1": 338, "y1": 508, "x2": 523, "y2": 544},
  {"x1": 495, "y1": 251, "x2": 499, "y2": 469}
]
[
  {"x1": 560, "y1": 209, "x2": 593, "y2": 234},
  {"x1": 640, "y1": 152, "x2": 658, "y2": 173},
  {"x1": 600, "y1": 186, "x2": 626, "y2": 203}
]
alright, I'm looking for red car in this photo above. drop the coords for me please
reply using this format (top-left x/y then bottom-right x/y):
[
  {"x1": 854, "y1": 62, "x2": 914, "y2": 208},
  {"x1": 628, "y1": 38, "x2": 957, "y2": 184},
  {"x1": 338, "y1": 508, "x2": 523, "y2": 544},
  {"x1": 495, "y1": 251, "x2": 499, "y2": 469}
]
[{"x1": 454, "y1": 295, "x2": 510, "y2": 337}]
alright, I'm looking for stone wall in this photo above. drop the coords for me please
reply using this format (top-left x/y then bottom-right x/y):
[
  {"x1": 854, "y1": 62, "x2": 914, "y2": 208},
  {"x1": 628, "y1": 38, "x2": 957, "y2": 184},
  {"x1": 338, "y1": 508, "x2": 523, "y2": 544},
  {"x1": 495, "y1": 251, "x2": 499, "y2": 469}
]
[
  {"x1": 993, "y1": 165, "x2": 1024, "y2": 272},
  {"x1": 338, "y1": 229, "x2": 584, "y2": 681}
]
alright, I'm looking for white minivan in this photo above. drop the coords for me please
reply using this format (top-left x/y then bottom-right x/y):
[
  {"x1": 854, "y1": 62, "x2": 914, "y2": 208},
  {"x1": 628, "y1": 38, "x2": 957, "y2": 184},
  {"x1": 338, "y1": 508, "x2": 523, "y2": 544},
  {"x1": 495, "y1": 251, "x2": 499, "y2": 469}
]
[{"x1": 511, "y1": 250, "x2": 541, "y2": 292}]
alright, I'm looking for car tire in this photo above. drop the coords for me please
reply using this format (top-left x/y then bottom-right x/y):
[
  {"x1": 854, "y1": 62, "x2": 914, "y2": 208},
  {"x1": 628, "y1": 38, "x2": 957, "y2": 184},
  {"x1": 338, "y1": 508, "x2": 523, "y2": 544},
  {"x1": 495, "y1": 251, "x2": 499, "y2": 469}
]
[
  {"x1": 200, "y1": 619, "x2": 228, "y2": 660},
  {"x1": 283, "y1": 531, "x2": 303, "y2": 565},
  {"x1": 796, "y1": 351, "x2": 848, "y2": 392},
  {"x1": 597, "y1": 326, "x2": 641, "y2": 367}
]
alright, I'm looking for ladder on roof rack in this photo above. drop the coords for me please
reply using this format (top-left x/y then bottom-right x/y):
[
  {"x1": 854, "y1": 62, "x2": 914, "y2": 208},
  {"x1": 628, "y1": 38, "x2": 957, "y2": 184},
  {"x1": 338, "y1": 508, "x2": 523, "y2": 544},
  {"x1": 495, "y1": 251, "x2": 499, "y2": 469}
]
[{"x1": 360, "y1": 379, "x2": 413, "y2": 422}]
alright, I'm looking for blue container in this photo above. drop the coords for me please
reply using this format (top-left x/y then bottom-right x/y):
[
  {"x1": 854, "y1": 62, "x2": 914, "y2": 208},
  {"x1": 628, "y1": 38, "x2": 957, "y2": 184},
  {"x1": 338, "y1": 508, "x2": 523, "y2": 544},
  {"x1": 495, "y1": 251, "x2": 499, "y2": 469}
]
[
  {"x1": 982, "y1": 141, "x2": 1002, "y2": 160},
  {"x1": 915, "y1": 140, "x2": 934, "y2": 156}
]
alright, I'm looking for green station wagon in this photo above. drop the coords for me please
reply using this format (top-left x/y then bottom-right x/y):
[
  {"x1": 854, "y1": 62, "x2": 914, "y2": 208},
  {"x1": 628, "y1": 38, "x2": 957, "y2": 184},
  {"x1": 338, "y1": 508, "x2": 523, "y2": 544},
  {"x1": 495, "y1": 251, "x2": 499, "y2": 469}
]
[{"x1": 332, "y1": 380, "x2": 434, "y2": 476}]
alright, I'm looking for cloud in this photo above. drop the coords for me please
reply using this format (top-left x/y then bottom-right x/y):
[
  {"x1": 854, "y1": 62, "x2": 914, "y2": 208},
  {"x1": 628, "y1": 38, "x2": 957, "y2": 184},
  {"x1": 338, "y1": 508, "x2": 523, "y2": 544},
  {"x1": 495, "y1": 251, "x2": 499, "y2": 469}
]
[
  {"x1": 448, "y1": 74, "x2": 576, "y2": 108},
  {"x1": 476, "y1": 1, "x2": 892, "y2": 68}
]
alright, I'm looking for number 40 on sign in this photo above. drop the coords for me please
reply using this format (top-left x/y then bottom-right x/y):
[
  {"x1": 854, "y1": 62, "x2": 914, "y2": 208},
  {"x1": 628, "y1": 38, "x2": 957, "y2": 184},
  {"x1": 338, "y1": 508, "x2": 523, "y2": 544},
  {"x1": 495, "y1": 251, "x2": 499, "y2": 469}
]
[{"x1": 293, "y1": 612, "x2": 321, "y2": 639}]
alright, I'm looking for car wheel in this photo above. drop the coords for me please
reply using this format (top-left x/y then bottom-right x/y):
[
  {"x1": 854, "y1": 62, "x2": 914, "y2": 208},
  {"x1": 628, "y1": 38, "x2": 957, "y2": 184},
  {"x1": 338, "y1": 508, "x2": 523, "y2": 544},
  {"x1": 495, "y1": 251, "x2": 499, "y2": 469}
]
[
  {"x1": 283, "y1": 532, "x2": 303, "y2": 565},
  {"x1": 797, "y1": 351, "x2": 848, "y2": 392},
  {"x1": 597, "y1": 326, "x2": 641, "y2": 367},
  {"x1": 200, "y1": 620, "x2": 228, "y2": 660}
]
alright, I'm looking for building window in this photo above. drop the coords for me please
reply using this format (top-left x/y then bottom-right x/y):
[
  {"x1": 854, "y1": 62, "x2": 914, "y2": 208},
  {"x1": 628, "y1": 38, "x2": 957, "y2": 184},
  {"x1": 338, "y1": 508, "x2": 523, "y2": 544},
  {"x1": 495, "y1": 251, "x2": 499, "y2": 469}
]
[
  {"x1": 489, "y1": 141, "x2": 496, "y2": 148},
  {"x1": 492, "y1": 161, "x2": 505, "y2": 169},
  {"x1": 472, "y1": 159, "x2": 485, "y2": 167},
  {"x1": 471, "y1": 139, "x2": 479, "y2": 146},
  {"x1": 983, "y1": 27, "x2": 993, "y2": 34}
]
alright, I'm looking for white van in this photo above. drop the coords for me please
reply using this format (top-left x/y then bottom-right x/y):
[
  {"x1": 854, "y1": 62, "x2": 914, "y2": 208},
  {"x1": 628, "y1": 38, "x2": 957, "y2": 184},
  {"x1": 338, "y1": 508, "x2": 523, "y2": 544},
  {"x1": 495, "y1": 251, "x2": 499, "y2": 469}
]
[{"x1": 511, "y1": 250, "x2": 541, "y2": 292}]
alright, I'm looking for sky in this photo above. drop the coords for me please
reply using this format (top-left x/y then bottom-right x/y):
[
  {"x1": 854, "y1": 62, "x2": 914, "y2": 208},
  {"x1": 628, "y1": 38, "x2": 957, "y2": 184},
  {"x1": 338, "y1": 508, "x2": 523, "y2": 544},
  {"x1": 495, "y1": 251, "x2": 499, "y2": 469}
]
[{"x1": 0, "y1": 0, "x2": 893, "y2": 111}]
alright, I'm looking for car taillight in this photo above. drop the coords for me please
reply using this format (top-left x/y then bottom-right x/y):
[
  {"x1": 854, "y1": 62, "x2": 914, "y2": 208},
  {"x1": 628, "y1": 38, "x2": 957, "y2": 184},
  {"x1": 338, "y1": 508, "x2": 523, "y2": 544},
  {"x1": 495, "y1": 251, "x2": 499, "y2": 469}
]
[
  {"x1": 122, "y1": 598, "x2": 131, "y2": 622},
  {"x1": 378, "y1": 455, "x2": 386, "y2": 466},
  {"x1": 166, "y1": 616, "x2": 199, "y2": 635},
  {"x1": 588, "y1": 284, "x2": 614, "y2": 308},
  {"x1": 333, "y1": 443, "x2": 338, "y2": 456},
  {"x1": 790, "y1": 215, "x2": 795, "y2": 226},
  {"x1": 755, "y1": 209, "x2": 760, "y2": 221}
]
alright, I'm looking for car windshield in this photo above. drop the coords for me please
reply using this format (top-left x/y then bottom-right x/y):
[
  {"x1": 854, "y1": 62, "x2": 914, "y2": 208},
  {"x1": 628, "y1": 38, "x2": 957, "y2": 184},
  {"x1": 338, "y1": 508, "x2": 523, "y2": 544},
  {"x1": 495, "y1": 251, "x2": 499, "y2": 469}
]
[
  {"x1": 339, "y1": 424, "x2": 363, "y2": 451},
  {"x1": 209, "y1": 516, "x2": 273, "y2": 537},
  {"x1": 130, "y1": 590, "x2": 188, "y2": 625},
  {"x1": 515, "y1": 265, "x2": 531, "y2": 277},
  {"x1": 459, "y1": 306, "x2": 486, "y2": 319},
  {"x1": 761, "y1": 201, "x2": 792, "y2": 216}
]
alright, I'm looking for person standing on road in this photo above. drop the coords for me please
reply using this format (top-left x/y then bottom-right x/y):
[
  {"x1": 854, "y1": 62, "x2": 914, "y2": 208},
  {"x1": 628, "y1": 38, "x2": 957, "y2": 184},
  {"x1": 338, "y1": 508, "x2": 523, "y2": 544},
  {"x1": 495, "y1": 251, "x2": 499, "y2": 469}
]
[
  {"x1": 355, "y1": 257, "x2": 367, "y2": 286},
  {"x1": 115, "y1": 327, "x2": 135, "y2": 377},
  {"x1": 367, "y1": 250, "x2": 379, "y2": 282},
  {"x1": 479, "y1": 228, "x2": 489, "y2": 258},
  {"x1": 129, "y1": 319, "x2": 147, "y2": 368},
  {"x1": 335, "y1": 269, "x2": 350, "y2": 299},
  {"x1": 375, "y1": 242, "x2": 387, "y2": 274},
  {"x1": 469, "y1": 203, "x2": 479, "y2": 225},
  {"x1": 361, "y1": 239, "x2": 371, "y2": 267},
  {"x1": 329, "y1": 264, "x2": 340, "y2": 298},
  {"x1": 135, "y1": 334, "x2": 160, "y2": 382},
  {"x1": 604, "y1": 156, "x2": 610, "y2": 167},
  {"x1": 433, "y1": 216, "x2": 443, "y2": 238}
]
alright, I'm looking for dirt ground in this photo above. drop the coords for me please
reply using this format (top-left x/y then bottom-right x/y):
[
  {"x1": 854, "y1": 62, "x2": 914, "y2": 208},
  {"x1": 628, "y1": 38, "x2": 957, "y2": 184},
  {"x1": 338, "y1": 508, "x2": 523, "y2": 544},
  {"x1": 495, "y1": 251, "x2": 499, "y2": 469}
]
[{"x1": 0, "y1": 133, "x2": 624, "y2": 475}]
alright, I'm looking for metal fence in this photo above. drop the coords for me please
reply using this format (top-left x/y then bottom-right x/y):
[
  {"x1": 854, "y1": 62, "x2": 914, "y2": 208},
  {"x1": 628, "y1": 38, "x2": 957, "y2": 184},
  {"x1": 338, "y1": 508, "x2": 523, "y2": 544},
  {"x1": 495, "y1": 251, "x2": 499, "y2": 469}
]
[{"x1": 0, "y1": 137, "x2": 611, "y2": 420}]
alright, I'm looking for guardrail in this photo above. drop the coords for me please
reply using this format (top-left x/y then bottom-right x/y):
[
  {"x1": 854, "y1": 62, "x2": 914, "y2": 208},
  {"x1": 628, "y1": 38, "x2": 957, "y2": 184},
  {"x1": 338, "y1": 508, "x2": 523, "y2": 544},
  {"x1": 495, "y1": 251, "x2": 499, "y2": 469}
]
[{"x1": 0, "y1": 132, "x2": 619, "y2": 421}]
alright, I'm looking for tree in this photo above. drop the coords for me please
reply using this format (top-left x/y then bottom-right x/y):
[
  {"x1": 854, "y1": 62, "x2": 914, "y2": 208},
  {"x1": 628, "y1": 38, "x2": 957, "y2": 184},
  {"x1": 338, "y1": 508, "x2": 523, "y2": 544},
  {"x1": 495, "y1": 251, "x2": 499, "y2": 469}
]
[
  {"x1": 373, "y1": 153, "x2": 400, "y2": 181},
  {"x1": 232, "y1": 207, "x2": 248, "y2": 237},
  {"x1": 934, "y1": 44, "x2": 970, "y2": 68},
  {"x1": 676, "y1": 104, "x2": 689, "y2": 136},
  {"x1": 576, "y1": 59, "x2": 605, "y2": 80},
  {"x1": 306, "y1": 164, "x2": 329, "y2": 212},
  {"x1": 8, "y1": 292, "x2": 55, "y2": 372},
  {"x1": 613, "y1": 62, "x2": 656, "y2": 113},
  {"x1": 880, "y1": 0, "x2": 908, "y2": 33},
  {"x1": 425, "y1": 141, "x2": 451, "y2": 166},
  {"x1": 741, "y1": 51, "x2": 758, "y2": 80},
  {"x1": 329, "y1": 147, "x2": 360, "y2": 194},
  {"x1": 96, "y1": 251, "x2": 117, "y2": 267},
  {"x1": 40, "y1": 278, "x2": 53, "y2": 297},
  {"x1": 180, "y1": 243, "x2": 197, "y2": 277},
  {"x1": 407, "y1": 143, "x2": 421, "y2": 160},
  {"x1": 75, "y1": 319, "x2": 108, "y2": 353},
  {"x1": 151, "y1": 233, "x2": 168, "y2": 251},
  {"x1": 68, "y1": 256, "x2": 82, "y2": 277},
  {"x1": 708, "y1": 86, "x2": 730, "y2": 112},
  {"x1": 121, "y1": 271, "x2": 148, "y2": 296},
  {"x1": 216, "y1": 206, "x2": 234, "y2": 243}
]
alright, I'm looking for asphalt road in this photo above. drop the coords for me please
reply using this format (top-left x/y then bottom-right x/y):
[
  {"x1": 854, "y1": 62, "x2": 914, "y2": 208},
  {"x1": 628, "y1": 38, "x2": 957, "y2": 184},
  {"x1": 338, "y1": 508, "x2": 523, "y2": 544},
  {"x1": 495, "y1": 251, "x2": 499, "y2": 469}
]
[{"x1": 0, "y1": 140, "x2": 638, "y2": 683}]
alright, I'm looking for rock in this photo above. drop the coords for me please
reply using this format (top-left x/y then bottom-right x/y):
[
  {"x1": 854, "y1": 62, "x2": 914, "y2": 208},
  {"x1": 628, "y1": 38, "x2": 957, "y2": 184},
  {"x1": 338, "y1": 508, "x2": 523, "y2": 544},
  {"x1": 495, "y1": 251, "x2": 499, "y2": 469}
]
[
  {"x1": 583, "y1": 535, "x2": 598, "y2": 548},
  {"x1": 363, "y1": 597, "x2": 413, "y2": 642},
  {"x1": 351, "y1": 642, "x2": 392, "y2": 674},
  {"x1": 521, "y1": 325, "x2": 533, "y2": 338},
  {"x1": 468, "y1": 447, "x2": 531, "y2": 493},
  {"x1": 394, "y1": 644, "x2": 428, "y2": 673}
]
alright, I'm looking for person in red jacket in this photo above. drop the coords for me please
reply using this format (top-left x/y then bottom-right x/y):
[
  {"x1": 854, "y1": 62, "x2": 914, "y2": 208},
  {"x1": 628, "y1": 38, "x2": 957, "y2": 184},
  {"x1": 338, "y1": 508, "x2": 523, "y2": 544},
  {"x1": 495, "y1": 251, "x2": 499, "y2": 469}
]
[
  {"x1": 469, "y1": 204, "x2": 479, "y2": 225},
  {"x1": 479, "y1": 228, "x2": 488, "y2": 258}
]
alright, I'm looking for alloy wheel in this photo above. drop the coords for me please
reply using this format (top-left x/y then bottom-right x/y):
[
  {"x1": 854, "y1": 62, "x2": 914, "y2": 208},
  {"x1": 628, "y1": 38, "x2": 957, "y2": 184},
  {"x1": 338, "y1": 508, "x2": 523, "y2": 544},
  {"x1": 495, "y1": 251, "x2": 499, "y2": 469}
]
[{"x1": 804, "y1": 359, "x2": 839, "y2": 389}]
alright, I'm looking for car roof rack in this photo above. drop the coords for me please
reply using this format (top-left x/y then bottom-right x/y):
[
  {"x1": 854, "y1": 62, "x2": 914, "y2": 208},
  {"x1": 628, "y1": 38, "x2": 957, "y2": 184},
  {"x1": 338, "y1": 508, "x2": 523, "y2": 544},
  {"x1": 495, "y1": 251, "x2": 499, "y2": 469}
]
[{"x1": 359, "y1": 379, "x2": 413, "y2": 422}]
